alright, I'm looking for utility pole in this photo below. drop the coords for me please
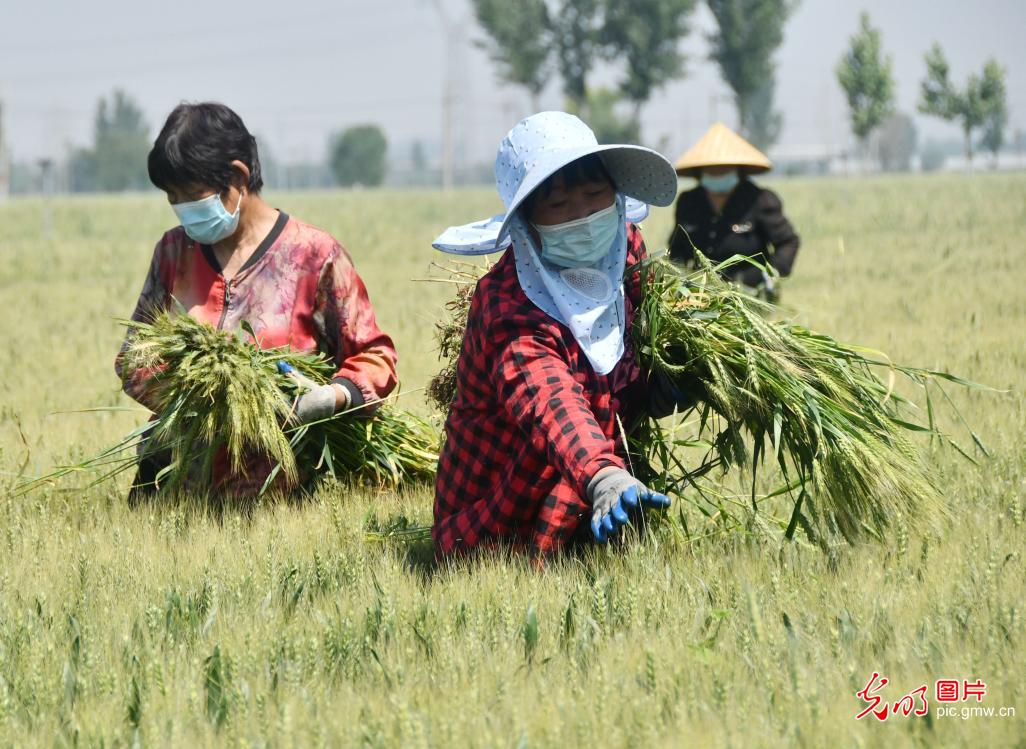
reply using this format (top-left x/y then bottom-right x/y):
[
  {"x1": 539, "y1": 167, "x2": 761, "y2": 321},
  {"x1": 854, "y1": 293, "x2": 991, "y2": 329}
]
[
  {"x1": 450, "y1": 18, "x2": 469, "y2": 186},
  {"x1": 430, "y1": 0, "x2": 454, "y2": 192}
]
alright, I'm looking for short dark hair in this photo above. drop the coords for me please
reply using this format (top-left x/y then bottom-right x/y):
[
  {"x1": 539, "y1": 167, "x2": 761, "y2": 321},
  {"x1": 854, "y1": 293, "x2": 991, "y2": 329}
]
[
  {"x1": 522, "y1": 153, "x2": 614, "y2": 216},
  {"x1": 148, "y1": 102, "x2": 263, "y2": 194}
]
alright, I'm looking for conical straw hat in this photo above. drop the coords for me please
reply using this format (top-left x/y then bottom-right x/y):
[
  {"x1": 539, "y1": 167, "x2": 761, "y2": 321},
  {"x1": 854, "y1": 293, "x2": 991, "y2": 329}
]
[{"x1": 673, "y1": 122, "x2": 772, "y2": 177}]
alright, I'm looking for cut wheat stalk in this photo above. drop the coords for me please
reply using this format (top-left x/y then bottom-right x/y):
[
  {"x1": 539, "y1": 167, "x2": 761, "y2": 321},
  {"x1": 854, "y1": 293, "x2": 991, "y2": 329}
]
[
  {"x1": 18, "y1": 310, "x2": 439, "y2": 497},
  {"x1": 632, "y1": 255, "x2": 989, "y2": 542}
]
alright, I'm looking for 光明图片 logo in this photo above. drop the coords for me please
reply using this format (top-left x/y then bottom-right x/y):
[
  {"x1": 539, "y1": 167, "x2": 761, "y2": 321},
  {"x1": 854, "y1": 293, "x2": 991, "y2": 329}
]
[{"x1": 855, "y1": 673, "x2": 1017, "y2": 721}]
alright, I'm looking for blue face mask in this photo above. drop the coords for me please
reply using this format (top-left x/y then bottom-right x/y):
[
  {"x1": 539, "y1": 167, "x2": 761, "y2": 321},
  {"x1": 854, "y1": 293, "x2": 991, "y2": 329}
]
[
  {"x1": 533, "y1": 203, "x2": 620, "y2": 268},
  {"x1": 700, "y1": 170, "x2": 740, "y2": 194},
  {"x1": 172, "y1": 190, "x2": 243, "y2": 245}
]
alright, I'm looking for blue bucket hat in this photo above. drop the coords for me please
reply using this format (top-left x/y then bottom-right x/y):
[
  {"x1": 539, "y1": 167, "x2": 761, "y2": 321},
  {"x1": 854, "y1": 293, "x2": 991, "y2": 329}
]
[{"x1": 433, "y1": 111, "x2": 678, "y2": 255}]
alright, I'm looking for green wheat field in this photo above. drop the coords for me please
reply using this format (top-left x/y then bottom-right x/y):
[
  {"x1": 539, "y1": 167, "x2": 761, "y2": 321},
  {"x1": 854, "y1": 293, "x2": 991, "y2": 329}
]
[{"x1": 0, "y1": 173, "x2": 1024, "y2": 747}]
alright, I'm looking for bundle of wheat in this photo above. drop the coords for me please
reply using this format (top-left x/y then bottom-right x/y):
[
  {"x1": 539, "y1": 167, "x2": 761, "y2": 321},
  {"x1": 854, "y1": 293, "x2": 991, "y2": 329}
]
[
  {"x1": 20, "y1": 311, "x2": 438, "y2": 496},
  {"x1": 630, "y1": 257, "x2": 985, "y2": 541}
]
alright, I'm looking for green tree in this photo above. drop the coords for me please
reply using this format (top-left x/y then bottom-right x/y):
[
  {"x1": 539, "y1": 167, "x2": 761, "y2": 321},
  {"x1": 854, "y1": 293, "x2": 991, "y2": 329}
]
[
  {"x1": 470, "y1": 0, "x2": 698, "y2": 123},
  {"x1": 836, "y1": 12, "x2": 895, "y2": 162},
  {"x1": 706, "y1": 0, "x2": 796, "y2": 149},
  {"x1": 918, "y1": 44, "x2": 1007, "y2": 169},
  {"x1": 579, "y1": 88, "x2": 640, "y2": 144},
  {"x1": 977, "y1": 60, "x2": 1008, "y2": 167},
  {"x1": 410, "y1": 140, "x2": 430, "y2": 186},
  {"x1": 553, "y1": 0, "x2": 604, "y2": 112},
  {"x1": 75, "y1": 90, "x2": 150, "y2": 192},
  {"x1": 68, "y1": 147, "x2": 98, "y2": 193},
  {"x1": 875, "y1": 112, "x2": 917, "y2": 172},
  {"x1": 469, "y1": 0, "x2": 552, "y2": 111},
  {"x1": 329, "y1": 125, "x2": 388, "y2": 187},
  {"x1": 746, "y1": 80, "x2": 782, "y2": 151},
  {"x1": 468, "y1": 0, "x2": 599, "y2": 113},
  {"x1": 919, "y1": 139, "x2": 947, "y2": 172},
  {"x1": 601, "y1": 0, "x2": 698, "y2": 119},
  {"x1": 918, "y1": 43, "x2": 958, "y2": 121}
]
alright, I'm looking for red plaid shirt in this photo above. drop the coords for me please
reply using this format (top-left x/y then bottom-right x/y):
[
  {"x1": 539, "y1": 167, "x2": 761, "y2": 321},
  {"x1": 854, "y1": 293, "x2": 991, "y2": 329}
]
[
  {"x1": 433, "y1": 224, "x2": 650, "y2": 557},
  {"x1": 116, "y1": 211, "x2": 398, "y2": 495}
]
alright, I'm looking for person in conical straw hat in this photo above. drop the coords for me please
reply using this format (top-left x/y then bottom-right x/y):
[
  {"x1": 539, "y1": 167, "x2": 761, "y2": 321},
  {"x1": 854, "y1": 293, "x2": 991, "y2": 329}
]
[
  {"x1": 430, "y1": 111, "x2": 694, "y2": 561},
  {"x1": 668, "y1": 122, "x2": 800, "y2": 299}
]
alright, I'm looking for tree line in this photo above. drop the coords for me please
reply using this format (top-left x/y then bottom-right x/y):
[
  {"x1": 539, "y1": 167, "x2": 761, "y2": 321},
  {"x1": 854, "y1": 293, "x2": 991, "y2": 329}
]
[
  {"x1": 48, "y1": 91, "x2": 389, "y2": 193},
  {"x1": 472, "y1": 0, "x2": 795, "y2": 148},
  {"x1": 836, "y1": 12, "x2": 1008, "y2": 170},
  {"x1": 11, "y1": 2, "x2": 1014, "y2": 193}
]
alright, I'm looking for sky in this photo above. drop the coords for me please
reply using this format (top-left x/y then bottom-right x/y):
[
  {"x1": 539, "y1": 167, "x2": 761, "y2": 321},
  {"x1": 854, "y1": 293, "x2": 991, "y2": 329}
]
[{"x1": 1, "y1": 0, "x2": 1023, "y2": 169}]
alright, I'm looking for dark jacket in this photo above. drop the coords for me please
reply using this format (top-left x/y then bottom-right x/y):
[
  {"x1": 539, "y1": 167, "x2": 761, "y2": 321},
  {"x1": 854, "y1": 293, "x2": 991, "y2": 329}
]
[{"x1": 668, "y1": 179, "x2": 800, "y2": 285}]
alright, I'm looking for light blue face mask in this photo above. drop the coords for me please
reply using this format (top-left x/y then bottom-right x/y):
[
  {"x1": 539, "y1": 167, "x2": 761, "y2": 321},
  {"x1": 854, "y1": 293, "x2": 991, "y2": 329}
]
[
  {"x1": 533, "y1": 203, "x2": 620, "y2": 268},
  {"x1": 172, "y1": 190, "x2": 243, "y2": 245},
  {"x1": 700, "y1": 170, "x2": 740, "y2": 194}
]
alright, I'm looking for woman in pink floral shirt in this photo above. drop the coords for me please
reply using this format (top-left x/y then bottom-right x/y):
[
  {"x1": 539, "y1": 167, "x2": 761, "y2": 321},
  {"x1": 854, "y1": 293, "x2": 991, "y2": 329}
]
[{"x1": 118, "y1": 102, "x2": 398, "y2": 497}]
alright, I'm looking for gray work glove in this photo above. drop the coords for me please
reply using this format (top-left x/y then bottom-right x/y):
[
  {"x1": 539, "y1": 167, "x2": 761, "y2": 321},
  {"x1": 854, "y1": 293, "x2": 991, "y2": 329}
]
[
  {"x1": 587, "y1": 467, "x2": 671, "y2": 543},
  {"x1": 733, "y1": 267, "x2": 781, "y2": 303},
  {"x1": 759, "y1": 272, "x2": 781, "y2": 303},
  {"x1": 277, "y1": 361, "x2": 345, "y2": 426}
]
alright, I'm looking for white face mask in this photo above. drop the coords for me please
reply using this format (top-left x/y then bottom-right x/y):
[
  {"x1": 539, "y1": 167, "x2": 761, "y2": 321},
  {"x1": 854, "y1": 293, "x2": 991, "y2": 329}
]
[
  {"x1": 172, "y1": 190, "x2": 243, "y2": 244},
  {"x1": 509, "y1": 194, "x2": 629, "y2": 375},
  {"x1": 700, "y1": 170, "x2": 740, "y2": 194},
  {"x1": 532, "y1": 203, "x2": 620, "y2": 268}
]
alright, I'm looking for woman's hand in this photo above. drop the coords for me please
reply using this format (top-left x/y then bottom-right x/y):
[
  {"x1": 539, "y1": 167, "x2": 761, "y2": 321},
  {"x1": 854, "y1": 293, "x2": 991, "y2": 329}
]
[
  {"x1": 648, "y1": 369, "x2": 704, "y2": 419},
  {"x1": 277, "y1": 361, "x2": 349, "y2": 425},
  {"x1": 587, "y1": 467, "x2": 671, "y2": 543}
]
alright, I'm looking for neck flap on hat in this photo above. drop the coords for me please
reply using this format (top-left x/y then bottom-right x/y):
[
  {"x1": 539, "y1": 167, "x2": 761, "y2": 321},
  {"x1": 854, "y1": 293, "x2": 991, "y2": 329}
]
[{"x1": 508, "y1": 194, "x2": 628, "y2": 376}]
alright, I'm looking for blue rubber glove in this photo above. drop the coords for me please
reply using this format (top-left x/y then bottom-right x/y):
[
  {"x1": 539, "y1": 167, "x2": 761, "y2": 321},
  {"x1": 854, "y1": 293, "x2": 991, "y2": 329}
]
[
  {"x1": 587, "y1": 467, "x2": 671, "y2": 543},
  {"x1": 277, "y1": 361, "x2": 343, "y2": 425}
]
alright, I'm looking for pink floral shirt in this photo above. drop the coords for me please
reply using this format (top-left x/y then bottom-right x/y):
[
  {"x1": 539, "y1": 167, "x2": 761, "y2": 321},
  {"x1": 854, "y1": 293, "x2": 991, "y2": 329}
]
[{"x1": 116, "y1": 211, "x2": 398, "y2": 493}]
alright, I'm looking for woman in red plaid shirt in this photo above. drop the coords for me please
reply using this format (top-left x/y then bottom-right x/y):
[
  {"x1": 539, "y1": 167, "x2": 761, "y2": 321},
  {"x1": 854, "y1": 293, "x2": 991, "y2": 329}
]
[
  {"x1": 431, "y1": 112, "x2": 692, "y2": 559},
  {"x1": 117, "y1": 103, "x2": 397, "y2": 497}
]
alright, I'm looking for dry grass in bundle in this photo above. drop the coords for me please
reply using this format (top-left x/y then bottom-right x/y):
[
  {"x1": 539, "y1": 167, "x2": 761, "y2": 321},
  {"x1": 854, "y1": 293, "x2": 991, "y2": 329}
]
[
  {"x1": 18, "y1": 310, "x2": 438, "y2": 496},
  {"x1": 423, "y1": 262, "x2": 483, "y2": 412},
  {"x1": 426, "y1": 283, "x2": 475, "y2": 411}
]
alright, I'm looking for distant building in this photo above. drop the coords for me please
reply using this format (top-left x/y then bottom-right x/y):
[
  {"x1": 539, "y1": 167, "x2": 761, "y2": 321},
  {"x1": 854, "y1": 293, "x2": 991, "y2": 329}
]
[{"x1": 768, "y1": 143, "x2": 840, "y2": 176}]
